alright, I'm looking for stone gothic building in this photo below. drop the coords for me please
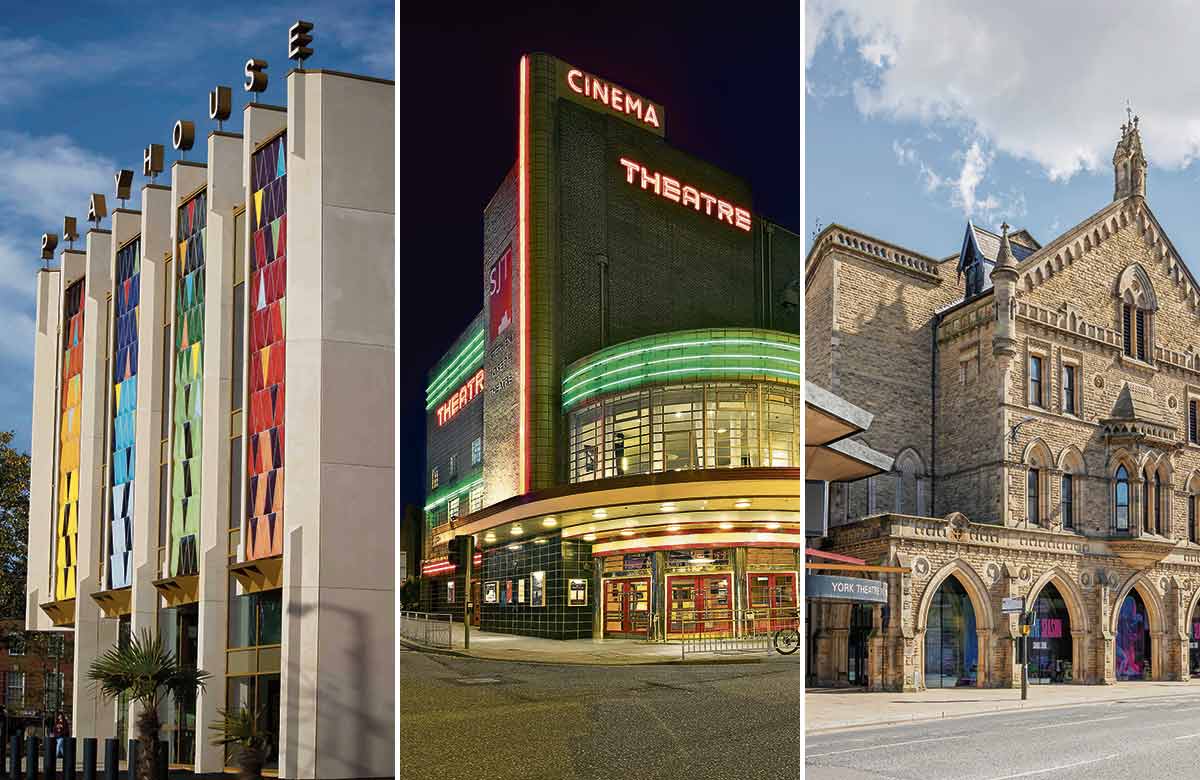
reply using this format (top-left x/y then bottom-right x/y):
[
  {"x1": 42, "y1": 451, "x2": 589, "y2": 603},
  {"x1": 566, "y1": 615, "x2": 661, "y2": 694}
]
[{"x1": 806, "y1": 119, "x2": 1200, "y2": 691}]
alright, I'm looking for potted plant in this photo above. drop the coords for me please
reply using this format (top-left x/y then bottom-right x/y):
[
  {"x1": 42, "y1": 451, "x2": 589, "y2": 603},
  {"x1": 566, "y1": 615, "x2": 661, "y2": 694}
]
[
  {"x1": 88, "y1": 629, "x2": 210, "y2": 780},
  {"x1": 210, "y1": 706, "x2": 272, "y2": 780}
]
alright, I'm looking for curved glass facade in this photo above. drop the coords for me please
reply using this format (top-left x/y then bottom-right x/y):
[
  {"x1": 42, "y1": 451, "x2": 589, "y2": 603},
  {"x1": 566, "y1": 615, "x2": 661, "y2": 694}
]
[
  {"x1": 1116, "y1": 590, "x2": 1151, "y2": 681},
  {"x1": 924, "y1": 577, "x2": 978, "y2": 688},
  {"x1": 1191, "y1": 601, "x2": 1200, "y2": 678},
  {"x1": 566, "y1": 381, "x2": 799, "y2": 483},
  {"x1": 1028, "y1": 583, "x2": 1072, "y2": 684}
]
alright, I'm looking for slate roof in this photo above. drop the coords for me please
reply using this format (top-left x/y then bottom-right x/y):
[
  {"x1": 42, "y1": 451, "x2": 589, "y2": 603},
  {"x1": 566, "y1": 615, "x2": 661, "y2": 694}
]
[{"x1": 1109, "y1": 382, "x2": 1168, "y2": 425}]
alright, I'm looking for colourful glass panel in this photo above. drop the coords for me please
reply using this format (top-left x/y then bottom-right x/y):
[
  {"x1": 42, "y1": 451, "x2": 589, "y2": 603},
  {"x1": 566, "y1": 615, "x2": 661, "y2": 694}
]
[
  {"x1": 109, "y1": 237, "x2": 140, "y2": 589},
  {"x1": 56, "y1": 278, "x2": 85, "y2": 601},
  {"x1": 171, "y1": 190, "x2": 207, "y2": 577},
  {"x1": 246, "y1": 134, "x2": 286, "y2": 561}
]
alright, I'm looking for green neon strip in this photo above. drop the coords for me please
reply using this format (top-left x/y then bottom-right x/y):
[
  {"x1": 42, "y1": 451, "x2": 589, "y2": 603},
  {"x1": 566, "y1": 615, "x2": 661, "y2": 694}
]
[
  {"x1": 561, "y1": 337, "x2": 800, "y2": 385},
  {"x1": 563, "y1": 352, "x2": 802, "y2": 396},
  {"x1": 563, "y1": 365, "x2": 802, "y2": 409},
  {"x1": 426, "y1": 329, "x2": 485, "y2": 408},
  {"x1": 423, "y1": 475, "x2": 484, "y2": 512},
  {"x1": 561, "y1": 329, "x2": 801, "y2": 411}
]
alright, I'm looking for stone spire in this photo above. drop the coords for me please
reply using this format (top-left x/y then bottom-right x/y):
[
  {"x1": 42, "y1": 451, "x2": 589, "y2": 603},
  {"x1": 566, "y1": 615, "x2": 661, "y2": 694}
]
[
  {"x1": 1113, "y1": 110, "x2": 1147, "y2": 200},
  {"x1": 991, "y1": 222, "x2": 1019, "y2": 359}
]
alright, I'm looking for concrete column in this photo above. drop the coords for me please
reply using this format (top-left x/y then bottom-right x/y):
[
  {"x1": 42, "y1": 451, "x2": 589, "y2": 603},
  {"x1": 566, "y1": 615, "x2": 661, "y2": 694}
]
[
  {"x1": 26, "y1": 266, "x2": 62, "y2": 631},
  {"x1": 73, "y1": 228, "x2": 117, "y2": 743},
  {"x1": 279, "y1": 70, "x2": 394, "y2": 780},
  {"x1": 190, "y1": 131, "x2": 243, "y2": 774},
  {"x1": 129, "y1": 183, "x2": 170, "y2": 731}
]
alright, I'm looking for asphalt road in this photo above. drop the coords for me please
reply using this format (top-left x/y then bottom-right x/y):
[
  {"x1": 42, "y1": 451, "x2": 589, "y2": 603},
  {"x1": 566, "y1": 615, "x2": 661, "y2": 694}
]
[
  {"x1": 399, "y1": 646, "x2": 801, "y2": 779},
  {"x1": 807, "y1": 691, "x2": 1200, "y2": 779}
]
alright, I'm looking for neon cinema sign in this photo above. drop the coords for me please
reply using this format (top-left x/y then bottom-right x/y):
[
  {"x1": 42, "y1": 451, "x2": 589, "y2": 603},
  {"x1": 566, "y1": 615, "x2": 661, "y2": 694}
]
[
  {"x1": 435, "y1": 368, "x2": 485, "y2": 427},
  {"x1": 566, "y1": 69, "x2": 660, "y2": 130},
  {"x1": 619, "y1": 158, "x2": 752, "y2": 232}
]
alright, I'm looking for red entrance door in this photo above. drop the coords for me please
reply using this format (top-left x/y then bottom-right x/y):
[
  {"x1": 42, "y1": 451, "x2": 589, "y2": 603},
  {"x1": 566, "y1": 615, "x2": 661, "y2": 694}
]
[
  {"x1": 604, "y1": 579, "x2": 650, "y2": 637},
  {"x1": 748, "y1": 572, "x2": 798, "y2": 632},
  {"x1": 668, "y1": 574, "x2": 732, "y2": 636}
]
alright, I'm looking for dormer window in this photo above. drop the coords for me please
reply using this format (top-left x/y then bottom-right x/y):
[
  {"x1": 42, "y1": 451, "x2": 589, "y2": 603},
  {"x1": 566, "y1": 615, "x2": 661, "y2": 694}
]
[{"x1": 1116, "y1": 264, "x2": 1157, "y2": 364}]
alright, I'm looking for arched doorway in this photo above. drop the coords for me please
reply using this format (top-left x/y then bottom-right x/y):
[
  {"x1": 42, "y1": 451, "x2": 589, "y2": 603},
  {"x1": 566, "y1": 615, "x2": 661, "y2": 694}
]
[
  {"x1": 924, "y1": 576, "x2": 978, "y2": 688},
  {"x1": 1116, "y1": 589, "x2": 1152, "y2": 681},
  {"x1": 1028, "y1": 582, "x2": 1072, "y2": 683},
  {"x1": 1190, "y1": 599, "x2": 1200, "y2": 678}
]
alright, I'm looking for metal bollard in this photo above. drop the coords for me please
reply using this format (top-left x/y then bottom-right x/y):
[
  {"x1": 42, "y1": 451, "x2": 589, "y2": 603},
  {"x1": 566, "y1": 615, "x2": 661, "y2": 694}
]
[
  {"x1": 125, "y1": 741, "x2": 136, "y2": 780},
  {"x1": 64, "y1": 736, "x2": 77, "y2": 780},
  {"x1": 42, "y1": 735, "x2": 54, "y2": 780},
  {"x1": 6, "y1": 735, "x2": 16, "y2": 780},
  {"x1": 23, "y1": 737, "x2": 35, "y2": 780},
  {"x1": 82, "y1": 738, "x2": 97, "y2": 780},
  {"x1": 102, "y1": 739, "x2": 118, "y2": 780}
]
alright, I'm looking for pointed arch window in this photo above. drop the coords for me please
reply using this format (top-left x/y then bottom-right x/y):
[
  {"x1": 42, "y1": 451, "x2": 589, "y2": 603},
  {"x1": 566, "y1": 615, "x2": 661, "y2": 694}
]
[
  {"x1": 1027, "y1": 468, "x2": 1041, "y2": 525},
  {"x1": 1061, "y1": 473, "x2": 1074, "y2": 530},
  {"x1": 1190, "y1": 493, "x2": 1198, "y2": 544},
  {"x1": 1117, "y1": 265, "x2": 1156, "y2": 363},
  {"x1": 1114, "y1": 465, "x2": 1130, "y2": 533},
  {"x1": 1153, "y1": 473, "x2": 1163, "y2": 534}
]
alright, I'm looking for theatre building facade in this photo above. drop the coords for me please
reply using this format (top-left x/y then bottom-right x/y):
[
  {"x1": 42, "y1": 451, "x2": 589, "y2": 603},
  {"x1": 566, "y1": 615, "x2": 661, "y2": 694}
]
[
  {"x1": 420, "y1": 54, "x2": 801, "y2": 642},
  {"x1": 807, "y1": 119, "x2": 1200, "y2": 690},
  {"x1": 25, "y1": 44, "x2": 394, "y2": 779}
]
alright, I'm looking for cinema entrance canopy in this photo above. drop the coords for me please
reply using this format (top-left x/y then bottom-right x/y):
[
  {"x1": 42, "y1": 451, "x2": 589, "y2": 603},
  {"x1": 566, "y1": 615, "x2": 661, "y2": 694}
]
[{"x1": 805, "y1": 381, "x2": 892, "y2": 482}]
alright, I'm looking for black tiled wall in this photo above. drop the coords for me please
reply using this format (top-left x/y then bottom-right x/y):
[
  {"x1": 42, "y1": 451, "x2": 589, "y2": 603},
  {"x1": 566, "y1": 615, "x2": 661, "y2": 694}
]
[{"x1": 479, "y1": 534, "x2": 594, "y2": 639}]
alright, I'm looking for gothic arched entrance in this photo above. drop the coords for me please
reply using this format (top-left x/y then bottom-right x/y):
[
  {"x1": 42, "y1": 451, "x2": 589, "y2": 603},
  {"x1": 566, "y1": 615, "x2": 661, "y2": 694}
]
[
  {"x1": 1116, "y1": 589, "x2": 1152, "y2": 681},
  {"x1": 1190, "y1": 599, "x2": 1200, "y2": 678},
  {"x1": 1027, "y1": 582, "x2": 1072, "y2": 683},
  {"x1": 924, "y1": 576, "x2": 978, "y2": 688}
]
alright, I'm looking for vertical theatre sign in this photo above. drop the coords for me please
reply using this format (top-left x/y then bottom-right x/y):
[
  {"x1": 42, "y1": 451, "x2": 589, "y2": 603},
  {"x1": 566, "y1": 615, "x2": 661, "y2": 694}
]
[{"x1": 489, "y1": 245, "x2": 512, "y2": 340}]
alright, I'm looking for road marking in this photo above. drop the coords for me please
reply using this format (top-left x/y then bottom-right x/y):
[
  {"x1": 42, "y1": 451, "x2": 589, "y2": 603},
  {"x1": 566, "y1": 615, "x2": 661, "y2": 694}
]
[
  {"x1": 1028, "y1": 715, "x2": 1124, "y2": 730},
  {"x1": 806, "y1": 735, "x2": 968, "y2": 759},
  {"x1": 982, "y1": 753, "x2": 1119, "y2": 779},
  {"x1": 1175, "y1": 733, "x2": 1200, "y2": 740}
]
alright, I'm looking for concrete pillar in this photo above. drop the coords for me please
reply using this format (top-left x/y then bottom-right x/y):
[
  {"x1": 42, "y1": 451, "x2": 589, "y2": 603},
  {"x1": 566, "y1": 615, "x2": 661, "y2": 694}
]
[
  {"x1": 278, "y1": 70, "x2": 394, "y2": 780},
  {"x1": 129, "y1": 183, "x2": 171, "y2": 731},
  {"x1": 191, "y1": 131, "x2": 243, "y2": 774},
  {"x1": 27, "y1": 265, "x2": 62, "y2": 631},
  {"x1": 73, "y1": 228, "x2": 117, "y2": 743}
]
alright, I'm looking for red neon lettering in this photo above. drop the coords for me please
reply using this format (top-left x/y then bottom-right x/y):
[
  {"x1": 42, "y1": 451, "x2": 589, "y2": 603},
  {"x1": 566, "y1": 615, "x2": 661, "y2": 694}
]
[
  {"x1": 565, "y1": 69, "x2": 661, "y2": 130},
  {"x1": 593, "y1": 78, "x2": 608, "y2": 105},
  {"x1": 682, "y1": 186, "x2": 701, "y2": 210},
  {"x1": 626, "y1": 96, "x2": 643, "y2": 120},
  {"x1": 644, "y1": 105, "x2": 660, "y2": 128},
  {"x1": 611, "y1": 87, "x2": 624, "y2": 112},
  {"x1": 640, "y1": 166, "x2": 661, "y2": 194},
  {"x1": 619, "y1": 158, "x2": 751, "y2": 232},
  {"x1": 567, "y1": 69, "x2": 584, "y2": 94},
  {"x1": 436, "y1": 368, "x2": 486, "y2": 427},
  {"x1": 619, "y1": 158, "x2": 640, "y2": 184},
  {"x1": 662, "y1": 176, "x2": 681, "y2": 202}
]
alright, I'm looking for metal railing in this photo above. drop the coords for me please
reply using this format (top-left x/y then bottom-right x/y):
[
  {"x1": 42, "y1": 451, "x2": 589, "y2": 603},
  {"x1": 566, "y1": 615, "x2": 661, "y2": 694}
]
[
  {"x1": 399, "y1": 611, "x2": 454, "y2": 649},
  {"x1": 677, "y1": 606, "x2": 799, "y2": 659}
]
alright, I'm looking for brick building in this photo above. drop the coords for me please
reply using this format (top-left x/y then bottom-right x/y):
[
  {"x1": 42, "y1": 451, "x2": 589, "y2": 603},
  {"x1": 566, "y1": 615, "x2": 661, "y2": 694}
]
[
  {"x1": 0, "y1": 620, "x2": 73, "y2": 736},
  {"x1": 807, "y1": 119, "x2": 1200, "y2": 690},
  {"x1": 421, "y1": 54, "x2": 801, "y2": 643}
]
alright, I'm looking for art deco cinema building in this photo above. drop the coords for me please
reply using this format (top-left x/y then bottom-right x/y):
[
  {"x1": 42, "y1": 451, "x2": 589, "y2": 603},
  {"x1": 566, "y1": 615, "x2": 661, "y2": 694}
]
[
  {"x1": 25, "y1": 56, "x2": 394, "y2": 778},
  {"x1": 421, "y1": 54, "x2": 801, "y2": 642}
]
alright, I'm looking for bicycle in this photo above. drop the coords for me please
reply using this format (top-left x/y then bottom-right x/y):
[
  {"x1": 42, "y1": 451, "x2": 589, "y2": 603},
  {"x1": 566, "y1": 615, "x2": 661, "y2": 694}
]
[{"x1": 772, "y1": 610, "x2": 801, "y2": 655}]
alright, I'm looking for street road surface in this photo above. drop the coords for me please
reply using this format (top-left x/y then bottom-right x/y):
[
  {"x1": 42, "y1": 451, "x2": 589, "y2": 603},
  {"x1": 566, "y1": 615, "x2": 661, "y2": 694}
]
[
  {"x1": 399, "y1": 646, "x2": 801, "y2": 779},
  {"x1": 807, "y1": 691, "x2": 1200, "y2": 779}
]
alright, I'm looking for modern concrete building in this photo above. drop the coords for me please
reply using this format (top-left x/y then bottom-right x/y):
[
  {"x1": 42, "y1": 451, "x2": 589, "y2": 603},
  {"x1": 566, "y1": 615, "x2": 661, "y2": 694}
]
[
  {"x1": 25, "y1": 63, "x2": 394, "y2": 778},
  {"x1": 420, "y1": 54, "x2": 801, "y2": 644}
]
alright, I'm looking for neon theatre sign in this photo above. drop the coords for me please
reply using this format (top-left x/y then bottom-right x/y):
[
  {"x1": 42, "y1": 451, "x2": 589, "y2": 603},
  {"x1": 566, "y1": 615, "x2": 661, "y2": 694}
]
[
  {"x1": 436, "y1": 369, "x2": 485, "y2": 427},
  {"x1": 566, "y1": 69, "x2": 660, "y2": 130},
  {"x1": 618, "y1": 158, "x2": 752, "y2": 232}
]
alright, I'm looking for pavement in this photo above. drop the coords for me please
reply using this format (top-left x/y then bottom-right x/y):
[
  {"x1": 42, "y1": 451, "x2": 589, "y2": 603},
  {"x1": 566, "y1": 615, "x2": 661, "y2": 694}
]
[
  {"x1": 399, "y1": 620, "x2": 775, "y2": 665},
  {"x1": 399, "y1": 644, "x2": 802, "y2": 780},
  {"x1": 807, "y1": 689, "x2": 1200, "y2": 779},
  {"x1": 805, "y1": 679, "x2": 1200, "y2": 732}
]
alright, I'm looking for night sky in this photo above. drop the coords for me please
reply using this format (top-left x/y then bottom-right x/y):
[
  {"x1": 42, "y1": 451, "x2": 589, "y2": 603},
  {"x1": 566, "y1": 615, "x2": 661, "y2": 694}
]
[{"x1": 398, "y1": 2, "x2": 800, "y2": 513}]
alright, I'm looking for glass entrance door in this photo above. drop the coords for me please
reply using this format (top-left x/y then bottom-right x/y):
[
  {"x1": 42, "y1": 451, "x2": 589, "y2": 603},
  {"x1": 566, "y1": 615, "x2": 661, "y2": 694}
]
[
  {"x1": 604, "y1": 578, "x2": 650, "y2": 637},
  {"x1": 847, "y1": 603, "x2": 871, "y2": 687},
  {"x1": 668, "y1": 574, "x2": 732, "y2": 636},
  {"x1": 748, "y1": 572, "x2": 798, "y2": 631}
]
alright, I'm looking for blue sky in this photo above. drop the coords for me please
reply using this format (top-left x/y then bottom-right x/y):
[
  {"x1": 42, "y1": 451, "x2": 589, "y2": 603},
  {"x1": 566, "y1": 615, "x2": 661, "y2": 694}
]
[
  {"x1": 0, "y1": 1, "x2": 391, "y2": 451},
  {"x1": 805, "y1": 2, "x2": 1200, "y2": 271}
]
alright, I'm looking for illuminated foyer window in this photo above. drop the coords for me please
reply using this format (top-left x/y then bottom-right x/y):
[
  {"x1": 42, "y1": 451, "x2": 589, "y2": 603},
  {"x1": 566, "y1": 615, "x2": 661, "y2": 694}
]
[
  {"x1": 246, "y1": 133, "x2": 287, "y2": 561},
  {"x1": 56, "y1": 278, "x2": 85, "y2": 601},
  {"x1": 171, "y1": 188, "x2": 206, "y2": 577},
  {"x1": 109, "y1": 237, "x2": 141, "y2": 589}
]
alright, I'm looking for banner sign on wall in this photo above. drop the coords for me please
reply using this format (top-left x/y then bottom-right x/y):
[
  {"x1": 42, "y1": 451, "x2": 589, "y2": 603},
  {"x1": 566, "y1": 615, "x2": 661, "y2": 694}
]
[
  {"x1": 805, "y1": 574, "x2": 888, "y2": 604},
  {"x1": 488, "y1": 245, "x2": 513, "y2": 340}
]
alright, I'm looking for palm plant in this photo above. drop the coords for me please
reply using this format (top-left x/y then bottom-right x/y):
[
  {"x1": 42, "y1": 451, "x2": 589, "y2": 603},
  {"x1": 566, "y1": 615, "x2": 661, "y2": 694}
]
[
  {"x1": 210, "y1": 706, "x2": 272, "y2": 780},
  {"x1": 88, "y1": 628, "x2": 210, "y2": 780}
]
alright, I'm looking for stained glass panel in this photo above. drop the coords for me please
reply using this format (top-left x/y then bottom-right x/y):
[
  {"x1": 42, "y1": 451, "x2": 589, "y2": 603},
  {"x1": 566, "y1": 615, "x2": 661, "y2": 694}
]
[
  {"x1": 56, "y1": 278, "x2": 85, "y2": 600},
  {"x1": 247, "y1": 134, "x2": 286, "y2": 560},
  {"x1": 109, "y1": 237, "x2": 140, "y2": 589}
]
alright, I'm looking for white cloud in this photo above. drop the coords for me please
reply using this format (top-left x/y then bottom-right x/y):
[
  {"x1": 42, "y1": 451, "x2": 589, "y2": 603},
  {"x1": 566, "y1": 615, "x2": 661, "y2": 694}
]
[
  {"x1": 807, "y1": 0, "x2": 1200, "y2": 180},
  {"x1": 0, "y1": 131, "x2": 114, "y2": 227},
  {"x1": 893, "y1": 136, "x2": 1024, "y2": 222}
]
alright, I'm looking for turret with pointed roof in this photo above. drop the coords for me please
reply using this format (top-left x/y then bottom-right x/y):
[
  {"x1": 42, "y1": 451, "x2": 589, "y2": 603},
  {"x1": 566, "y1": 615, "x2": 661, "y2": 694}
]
[{"x1": 1113, "y1": 112, "x2": 1147, "y2": 201}]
